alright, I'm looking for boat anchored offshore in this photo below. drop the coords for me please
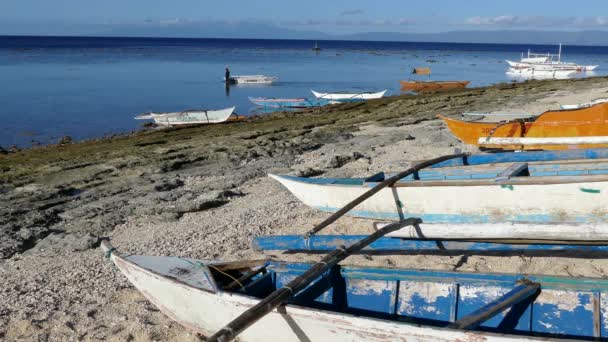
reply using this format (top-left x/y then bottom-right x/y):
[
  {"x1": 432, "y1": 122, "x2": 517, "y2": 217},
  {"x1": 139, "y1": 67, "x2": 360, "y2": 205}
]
[
  {"x1": 311, "y1": 89, "x2": 387, "y2": 100},
  {"x1": 440, "y1": 101, "x2": 608, "y2": 150},
  {"x1": 226, "y1": 75, "x2": 278, "y2": 84},
  {"x1": 102, "y1": 239, "x2": 608, "y2": 341},
  {"x1": 400, "y1": 67, "x2": 469, "y2": 92},
  {"x1": 506, "y1": 44, "x2": 598, "y2": 72},
  {"x1": 135, "y1": 106, "x2": 240, "y2": 126}
]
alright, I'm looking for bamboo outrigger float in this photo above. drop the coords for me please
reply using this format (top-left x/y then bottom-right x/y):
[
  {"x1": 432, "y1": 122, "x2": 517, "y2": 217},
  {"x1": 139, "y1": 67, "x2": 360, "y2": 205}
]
[{"x1": 439, "y1": 101, "x2": 608, "y2": 150}]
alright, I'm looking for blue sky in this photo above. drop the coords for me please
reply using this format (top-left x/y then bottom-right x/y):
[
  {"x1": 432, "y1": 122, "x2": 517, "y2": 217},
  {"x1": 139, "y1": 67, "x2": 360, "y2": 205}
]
[{"x1": 2, "y1": 0, "x2": 608, "y2": 36}]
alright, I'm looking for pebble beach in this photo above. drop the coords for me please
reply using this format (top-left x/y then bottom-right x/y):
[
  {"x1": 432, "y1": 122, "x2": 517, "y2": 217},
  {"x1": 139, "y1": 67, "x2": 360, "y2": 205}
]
[{"x1": 2, "y1": 76, "x2": 608, "y2": 340}]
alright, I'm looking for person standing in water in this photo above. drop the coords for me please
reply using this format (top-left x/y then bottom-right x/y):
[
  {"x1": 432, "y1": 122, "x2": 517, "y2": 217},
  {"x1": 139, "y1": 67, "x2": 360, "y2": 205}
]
[{"x1": 225, "y1": 66, "x2": 231, "y2": 83}]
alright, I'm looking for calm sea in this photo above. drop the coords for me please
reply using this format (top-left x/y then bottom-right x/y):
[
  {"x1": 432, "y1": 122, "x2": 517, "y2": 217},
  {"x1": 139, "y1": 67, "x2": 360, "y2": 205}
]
[{"x1": 1, "y1": 36, "x2": 608, "y2": 147}]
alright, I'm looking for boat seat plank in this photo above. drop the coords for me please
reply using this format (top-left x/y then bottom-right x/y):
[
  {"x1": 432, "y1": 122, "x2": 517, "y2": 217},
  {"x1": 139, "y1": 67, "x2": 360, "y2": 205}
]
[{"x1": 495, "y1": 163, "x2": 529, "y2": 181}]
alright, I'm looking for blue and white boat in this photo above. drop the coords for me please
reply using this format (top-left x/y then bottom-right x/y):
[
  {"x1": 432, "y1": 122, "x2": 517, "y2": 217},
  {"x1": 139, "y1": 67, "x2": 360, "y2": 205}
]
[
  {"x1": 102, "y1": 239, "x2": 608, "y2": 341},
  {"x1": 249, "y1": 97, "x2": 337, "y2": 108},
  {"x1": 270, "y1": 149, "x2": 608, "y2": 233}
]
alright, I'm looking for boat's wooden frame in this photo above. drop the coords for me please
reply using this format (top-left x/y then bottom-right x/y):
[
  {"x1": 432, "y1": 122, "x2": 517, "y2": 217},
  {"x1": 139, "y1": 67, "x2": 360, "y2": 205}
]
[
  {"x1": 439, "y1": 101, "x2": 608, "y2": 150},
  {"x1": 102, "y1": 240, "x2": 608, "y2": 341}
]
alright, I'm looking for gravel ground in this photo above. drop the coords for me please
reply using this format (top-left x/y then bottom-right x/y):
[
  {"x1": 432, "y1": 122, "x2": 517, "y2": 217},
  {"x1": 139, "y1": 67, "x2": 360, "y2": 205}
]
[{"x1": 2, "y1": 77, "x2": 608, "y2": 341}]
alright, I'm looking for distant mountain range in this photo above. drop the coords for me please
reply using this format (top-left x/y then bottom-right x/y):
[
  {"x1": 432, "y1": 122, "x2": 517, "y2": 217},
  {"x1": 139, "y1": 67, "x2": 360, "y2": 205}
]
[
  {"x1": 94, "y1": 22, "x2": 608, "y2": 45},
  {"x1": 340, "y1": 30, "x2": 608, "y2": 46},
  {"x1": 5, "y1": 19, "x2": 608, "y2": 46}
]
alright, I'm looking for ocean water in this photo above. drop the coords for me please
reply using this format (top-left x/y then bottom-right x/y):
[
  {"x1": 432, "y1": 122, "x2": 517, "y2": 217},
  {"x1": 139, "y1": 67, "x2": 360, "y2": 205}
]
[{"x1": 1, "y1": 36, "x2": 608, "y2": 147}]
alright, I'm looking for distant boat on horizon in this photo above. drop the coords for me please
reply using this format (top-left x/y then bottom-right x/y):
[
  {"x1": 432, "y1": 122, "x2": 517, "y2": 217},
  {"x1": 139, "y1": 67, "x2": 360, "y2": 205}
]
[{"x1": 312, "y1": 41, "x2": 321, "y2": 51}]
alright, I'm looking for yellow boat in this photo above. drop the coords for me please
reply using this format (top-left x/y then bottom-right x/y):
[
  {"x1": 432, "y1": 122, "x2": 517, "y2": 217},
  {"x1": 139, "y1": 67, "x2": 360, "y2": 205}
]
[{"x1": 439, "y1": 102, "x2": 608, "y2": 150}]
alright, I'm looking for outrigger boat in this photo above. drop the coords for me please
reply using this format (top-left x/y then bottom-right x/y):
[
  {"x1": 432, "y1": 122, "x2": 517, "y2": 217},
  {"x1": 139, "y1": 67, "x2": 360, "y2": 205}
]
[
  {"x1": 135, "y1": 107, "x2": 241, "y2": 126},
  {"x1": 270, "y1": 150, "x2": 608, "y2": 227},
  {"x1": 249, "y1": 97, "x2": 337, "y2": 108},
  {"x1": 400, "y1": 67, "x2": 469, "y2": 93},
  {"x1": 311, "y1": 89, "x2": 387, "y2": 100},
  {"x1": 439, "y1": 101, "x2": 608, "y2": 150},
  {"x1": 102, "y1": 237, "x2": 608, "y2": 341},
  {"x1": 102, "y1": 151, "x2": 608, "y2": 341},
  {"x1": 227, "y1": 75, "x2": 278, "y2": 84},
  {"x1": 506, "y1": 44, "x2": 598, "y2": 72}
]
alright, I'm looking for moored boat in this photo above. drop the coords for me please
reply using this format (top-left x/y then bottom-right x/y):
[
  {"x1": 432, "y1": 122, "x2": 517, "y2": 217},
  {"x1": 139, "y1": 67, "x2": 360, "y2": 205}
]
[
  {"x1": 311, "y1": 89, "x2": 387, "y2": 100},
  {"x1": 135, "y1": 106, "x2": 239, "y2": 126},
  {"x1": 101, "y1": 239, "x2": 608, "y2": 341},
  {"x1": 227, "y1": 75, "x2": 278, "y2": 84},
  {"x1": 400, "y1": 80, "x2": 470, "y2": 92},
  {"x1": 249, "y1": 97, "x2": 336, "y2": 108},
  {"x1": 505, "y1": 44, "x2": 598, "y2": 72},
  {"x1": 269, "y1": 156, "x2": 608, "y2": 224},
  {"x1": 439, "y1": 101, "x2": 608, "y2": 150}
]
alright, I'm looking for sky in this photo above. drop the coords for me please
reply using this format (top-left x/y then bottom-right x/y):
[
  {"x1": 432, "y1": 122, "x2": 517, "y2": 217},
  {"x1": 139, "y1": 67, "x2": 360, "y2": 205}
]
[{"x1": 2, "y1": 0, "x2": 608, "y2": 36}]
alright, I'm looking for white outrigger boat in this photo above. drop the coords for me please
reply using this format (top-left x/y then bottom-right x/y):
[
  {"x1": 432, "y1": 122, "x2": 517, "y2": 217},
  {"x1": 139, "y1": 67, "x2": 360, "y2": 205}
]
[
  {"x1": 311, "y1": 89, "x2": 387, "y2": 100},
  {"x1": 135, "y1": 106, "x2": 238, "y2": 126},
  {"x1": 227, "y1": 75, "x2": 278, "y2": 84},
  {"x1": 506, "y1": 68, "x2": 577, "y2": 80},
  {"x1": 506, "y1": 44, "x2": 598, "y2": 72}
]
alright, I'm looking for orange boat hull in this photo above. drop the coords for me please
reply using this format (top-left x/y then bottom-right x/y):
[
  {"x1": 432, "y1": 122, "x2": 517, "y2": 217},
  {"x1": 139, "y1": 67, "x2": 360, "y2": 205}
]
[
  {"x1": 400, "y1": 80, "x2": 470, "y2": 92},
  {"x1": 439, "y1": 102, "x2": 608, "y2": 150}
]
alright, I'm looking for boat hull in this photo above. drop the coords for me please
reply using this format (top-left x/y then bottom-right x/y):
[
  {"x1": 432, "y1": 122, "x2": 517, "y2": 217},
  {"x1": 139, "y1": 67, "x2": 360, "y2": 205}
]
[
  {"x1": 105, "y1": 245, "x2": 605, "y2": 341},
  {"x1": 136, "y1": 107, "x2": 237, "y2": 126},
  {"x1": 311, "y1": 89, "x2": 387, "y2": 100},
  {"x1": 439, "y1": 102, "x2": 608, "y2": 150},
  {"x1": 400, "y1": 80, "x2": 470, "y2": 92},
  {"x1": 269, "y1": 173, "x2": 608, "y2": 224}
]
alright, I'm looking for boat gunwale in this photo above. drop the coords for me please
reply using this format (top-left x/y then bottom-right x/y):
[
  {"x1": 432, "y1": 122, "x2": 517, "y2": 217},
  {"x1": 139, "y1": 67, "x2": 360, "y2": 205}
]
[{"x1": 273, "y1": 173, "x2": 608, "y2": 188}]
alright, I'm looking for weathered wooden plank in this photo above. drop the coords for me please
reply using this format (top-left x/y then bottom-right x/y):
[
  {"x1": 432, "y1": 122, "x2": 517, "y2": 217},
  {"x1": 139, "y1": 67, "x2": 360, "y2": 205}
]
[
  {"x1": 432, "y1": 148, "x2": 608, "y2": 168},
  {"x1": 376, "y1": 222, "x2": 608, "y2": 241},
  {"x1": 448, "y1": 283, "x2": 540, "y2": 330},
  {"x1": 253, "y1": 235, "x2": 608, "y2": 252}
]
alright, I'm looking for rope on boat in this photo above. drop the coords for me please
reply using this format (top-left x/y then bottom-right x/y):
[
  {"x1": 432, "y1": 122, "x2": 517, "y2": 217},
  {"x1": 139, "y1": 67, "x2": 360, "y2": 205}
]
[{"x1": 207, "y1": 264, "x2": 246, "y2": 292}]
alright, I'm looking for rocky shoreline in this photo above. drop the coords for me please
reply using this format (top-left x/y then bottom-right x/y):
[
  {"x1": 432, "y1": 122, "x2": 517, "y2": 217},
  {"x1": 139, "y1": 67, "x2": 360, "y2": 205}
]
[{"x1": 2, "y1": 76, "x2": 608, "y2": 340}]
